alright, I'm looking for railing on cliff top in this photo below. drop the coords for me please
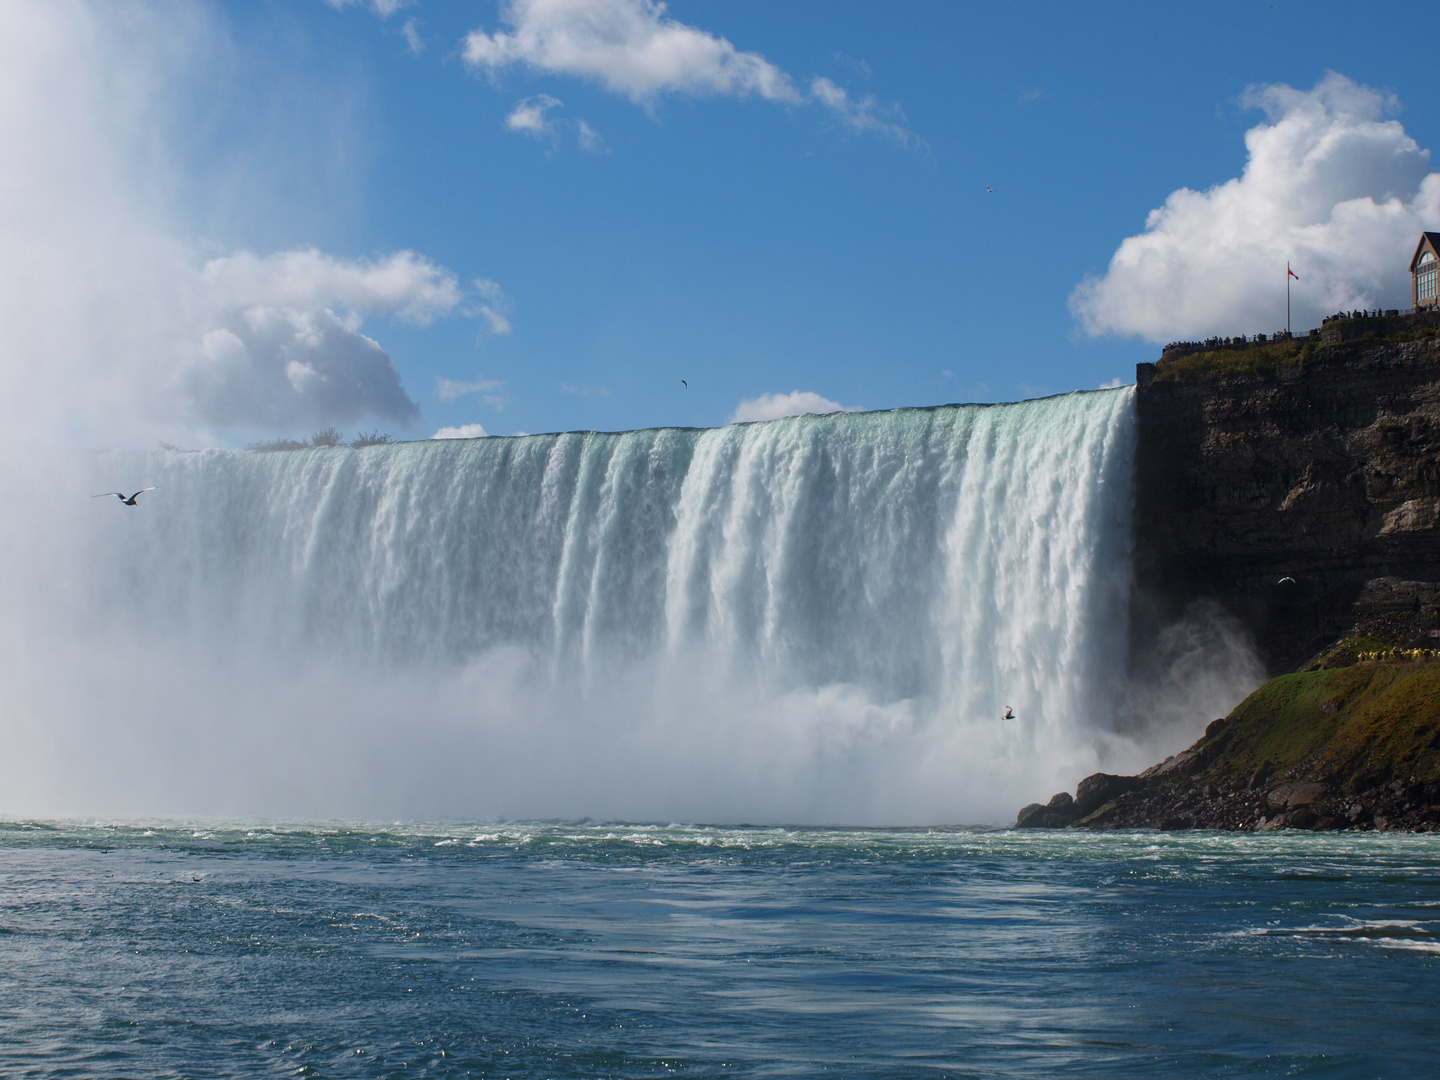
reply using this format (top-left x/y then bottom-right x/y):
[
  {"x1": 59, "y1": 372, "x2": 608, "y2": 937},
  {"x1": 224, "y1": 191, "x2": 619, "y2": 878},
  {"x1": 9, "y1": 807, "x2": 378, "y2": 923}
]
[{"x1": 1158, "y1": 307, "x2": 1428, "y2": 363}]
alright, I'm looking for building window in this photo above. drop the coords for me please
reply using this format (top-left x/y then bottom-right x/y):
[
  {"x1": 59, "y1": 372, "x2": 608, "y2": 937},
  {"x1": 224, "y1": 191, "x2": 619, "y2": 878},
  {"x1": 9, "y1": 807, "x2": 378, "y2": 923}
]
[{"x1": 1420, "y1": 252, "x2": 1438, "y2": 304}]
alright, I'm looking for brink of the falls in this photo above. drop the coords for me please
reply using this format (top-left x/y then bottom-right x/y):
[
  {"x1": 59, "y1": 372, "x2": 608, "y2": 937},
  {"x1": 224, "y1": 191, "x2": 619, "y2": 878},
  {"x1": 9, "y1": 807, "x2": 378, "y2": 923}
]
[{"x1": 0, "y1": 389, "x2": 1209, "y2": 824}]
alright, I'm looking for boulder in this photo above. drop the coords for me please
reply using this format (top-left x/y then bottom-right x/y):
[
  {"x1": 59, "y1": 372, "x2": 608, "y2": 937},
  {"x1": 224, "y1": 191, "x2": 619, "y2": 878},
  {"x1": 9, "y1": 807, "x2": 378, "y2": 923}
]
[
  {"x1": 1015, "y1": 803, "x2": 1047, "y2": 829},
  {"x1": 1016, "y1": 792, "x2": 1077, "y2": 829},
  {"x1": 1074, "y1": 773, "x2": 1144, "y2": 817}
]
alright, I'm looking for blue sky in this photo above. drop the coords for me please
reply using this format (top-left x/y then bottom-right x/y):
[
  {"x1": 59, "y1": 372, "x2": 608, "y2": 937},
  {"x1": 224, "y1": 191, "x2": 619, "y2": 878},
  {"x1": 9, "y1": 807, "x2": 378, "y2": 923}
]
[{"x1": 3, "y1": 0, "x2": 1439, "y2": 445}]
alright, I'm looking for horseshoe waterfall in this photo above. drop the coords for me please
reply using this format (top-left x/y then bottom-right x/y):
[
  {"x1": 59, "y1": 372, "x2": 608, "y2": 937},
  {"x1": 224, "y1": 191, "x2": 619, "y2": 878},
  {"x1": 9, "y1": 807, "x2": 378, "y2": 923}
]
[{"x1": 0, "y1": 389, "x2": 1143, "y2": 822}]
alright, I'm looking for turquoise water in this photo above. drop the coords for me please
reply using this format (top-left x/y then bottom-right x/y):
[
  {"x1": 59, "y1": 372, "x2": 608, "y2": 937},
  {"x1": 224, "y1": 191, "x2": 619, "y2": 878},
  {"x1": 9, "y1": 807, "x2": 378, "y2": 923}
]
[{"x1": 1, "y1": 822, "x2": 1436, "y2": 1078}]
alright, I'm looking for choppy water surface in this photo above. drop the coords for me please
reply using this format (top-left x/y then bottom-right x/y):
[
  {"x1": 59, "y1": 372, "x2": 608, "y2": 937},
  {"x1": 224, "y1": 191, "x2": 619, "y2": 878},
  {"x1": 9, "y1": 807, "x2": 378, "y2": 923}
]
[{"x1": 1, "y1": 823, "x2": 1436, "y2": 1078}]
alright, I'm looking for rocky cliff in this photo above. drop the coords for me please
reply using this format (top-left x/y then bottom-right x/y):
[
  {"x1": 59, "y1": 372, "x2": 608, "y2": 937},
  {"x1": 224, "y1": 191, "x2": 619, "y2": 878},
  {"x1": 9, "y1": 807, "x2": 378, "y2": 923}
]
[
  {"x1": 1133, "y1": 326, "x2": 1440, "y2": 674},
  {"x1": 1019, "y1": 318, "x2": 1440, "y2": 832}
]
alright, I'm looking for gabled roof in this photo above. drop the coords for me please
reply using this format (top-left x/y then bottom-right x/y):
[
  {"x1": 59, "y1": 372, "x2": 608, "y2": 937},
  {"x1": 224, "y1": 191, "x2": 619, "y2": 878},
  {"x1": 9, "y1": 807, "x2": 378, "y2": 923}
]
[{"x1": 1412, "y1": 232, "x2": 1440, "y2": 270}]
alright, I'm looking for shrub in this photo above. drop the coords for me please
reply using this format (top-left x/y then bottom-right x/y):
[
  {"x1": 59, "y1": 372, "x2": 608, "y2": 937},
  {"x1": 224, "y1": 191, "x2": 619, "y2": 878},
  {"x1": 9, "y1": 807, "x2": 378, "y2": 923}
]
[{"x1": 351, "y1": 431, "x2": 393, "y2": 447}]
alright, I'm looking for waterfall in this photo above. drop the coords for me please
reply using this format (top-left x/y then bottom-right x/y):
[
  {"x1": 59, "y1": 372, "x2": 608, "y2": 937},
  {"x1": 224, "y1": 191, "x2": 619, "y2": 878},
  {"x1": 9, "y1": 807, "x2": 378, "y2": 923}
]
[{"x1": 0, "y1": 389, "x2": 1138, "y2": 822}]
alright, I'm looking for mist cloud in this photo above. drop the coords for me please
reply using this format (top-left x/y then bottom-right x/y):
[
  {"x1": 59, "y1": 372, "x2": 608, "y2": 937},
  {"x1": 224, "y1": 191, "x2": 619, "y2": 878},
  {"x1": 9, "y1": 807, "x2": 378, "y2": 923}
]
[
  {"x1": 0, "y1": 0, "x2": 483, "y2": 446},
  {"x1": 1072, "y1": 73, "x2": 1440, "y2": 342}
]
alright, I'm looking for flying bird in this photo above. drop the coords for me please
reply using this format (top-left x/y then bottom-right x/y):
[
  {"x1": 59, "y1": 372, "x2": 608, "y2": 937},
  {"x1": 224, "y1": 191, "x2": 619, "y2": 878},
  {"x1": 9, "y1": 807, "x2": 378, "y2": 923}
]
[
  {"x1": 681, "y1": 380, "x2": 688, "y2": 388},
  {"x1": 986, "y1": 186, "x2": 995, "y2": 193},
  {"x1": 1278, "y1": 576, "x2": 1296, "y2": 585},
  {"x1": 94, "y1": 487, "x2": 155, "y2": 506},
  {"x1": 1003, "y1": 706, "x2": 1015, "y2": 720}
]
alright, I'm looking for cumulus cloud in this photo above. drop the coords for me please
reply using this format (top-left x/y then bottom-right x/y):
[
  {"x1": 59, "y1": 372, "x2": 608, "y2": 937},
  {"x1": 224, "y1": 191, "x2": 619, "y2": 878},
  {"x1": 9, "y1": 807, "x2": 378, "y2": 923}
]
[
  {"x1": 505, "y1": 94, "x2": 605, "y2": 153},
  {"x1": 464, "y1": 0, "x2": 914, "y2": 143},
  {"x1": 432, "y1": 423, "x2": 489, "y2": 439},
  {"x1": 0, "y1": 1, "x2": 490, "y2": 445},
  {"x1": 728, "y1": 391, "x2": 858, "y2": 424},
  {"x1": 1072, "y1": 73, "x2": 1440, "y2": 342},
  {"x1": 507, "y1": 93, "x2": 564, "y2": 138}
]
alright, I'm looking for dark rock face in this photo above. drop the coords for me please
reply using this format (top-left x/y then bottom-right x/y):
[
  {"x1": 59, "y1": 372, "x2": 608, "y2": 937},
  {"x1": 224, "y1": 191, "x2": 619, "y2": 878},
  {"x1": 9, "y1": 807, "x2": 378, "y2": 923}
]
[
  {"x1": 1018, "y1": 328, "x2": 1440, "y2": 834},
  {"x1": 1017, "y1": 792, "x2": 1080, "y2": 829},
  {"x1": 1133, "y1": 335, "x2": 1440, "y2": 674},
  {"x1": 1058, "y1": 770, "x2": 1440, "y2": 833},
  {"x1": 1073, "y1": 773, "x2": 1143, "y2": 817}
]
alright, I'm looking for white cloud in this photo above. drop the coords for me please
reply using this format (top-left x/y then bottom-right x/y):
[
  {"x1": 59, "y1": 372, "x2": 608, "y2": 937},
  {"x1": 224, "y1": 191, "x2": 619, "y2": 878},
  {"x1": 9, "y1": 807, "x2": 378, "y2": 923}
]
[
  {"x1": 728, "y1": 391, "x2": 858, "y2": 424},
  {"x1": 472, "y1": 277, "x2": 514, "y2": 334},
  {"x1": 506, "y1": 94, "x2": 605, "y2": 153},
  {"x1": 324, "y1": 0, "x2": 413, "y2": 18},
  {"x1": 436, "y1": 376, "x2": 505, "y2": 402},
  {"x1": 464, "y1": 0, "x2": 914, "y2": 143},
  {"x1": 0, "y1": 1, "x2": 486, "y2": 445},
  {"x1": 1072, "y1": 72, "x2": 1440, "y2": 342},
  {"x1": 402, "y1": 18, "x2": 423, "y2": 55},
  {"x1": 432, "y1": 423, "x2": 489, "y2": 439},
  {"x1": 507, "y1": 93, "x2": 563, "y2": 138},
  {"x1": 576, "y1": 119, "x2": 605, "y2": 153},
  {"x1": 1098, "y1": 377, "x2": 1128, "y2": 389},
  {"x1": 465, "y1": 0, "x2": 799, "y2": 104}
]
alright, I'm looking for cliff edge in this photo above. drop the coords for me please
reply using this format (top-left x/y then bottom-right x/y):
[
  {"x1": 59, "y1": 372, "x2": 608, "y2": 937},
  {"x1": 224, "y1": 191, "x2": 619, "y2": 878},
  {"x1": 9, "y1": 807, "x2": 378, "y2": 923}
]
[
  {"x1": 1133, "y1": 318, "x2": 1440, "y2": 674},
  {"x1": 1023, "y1": 317, "x2": 1440, "y2": 831}
]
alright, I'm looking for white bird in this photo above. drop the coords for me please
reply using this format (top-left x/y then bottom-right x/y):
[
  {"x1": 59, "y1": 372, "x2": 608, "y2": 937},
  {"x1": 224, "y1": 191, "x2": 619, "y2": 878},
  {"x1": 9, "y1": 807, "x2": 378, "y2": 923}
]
[
  {"x1": 1277, "y1": 576, "x2": 1296, "y2": 585},
  {"x1": 94, "y1": 487, "x2": 155, "y2": 506}
]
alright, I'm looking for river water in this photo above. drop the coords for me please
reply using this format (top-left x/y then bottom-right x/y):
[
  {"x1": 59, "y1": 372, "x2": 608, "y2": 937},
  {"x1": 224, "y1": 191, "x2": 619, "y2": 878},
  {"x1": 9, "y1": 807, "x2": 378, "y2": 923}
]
[{"x1": 2, "y1": 821, "x2": 1435, "y2": 1078}]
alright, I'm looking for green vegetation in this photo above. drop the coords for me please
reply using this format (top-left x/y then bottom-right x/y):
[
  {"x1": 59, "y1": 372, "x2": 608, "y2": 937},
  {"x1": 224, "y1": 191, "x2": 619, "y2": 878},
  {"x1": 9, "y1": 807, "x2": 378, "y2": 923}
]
[
  {"x1": 1153, "y1": 322, "x2": 1439, "y2": 382},
  {"x1": 247, "y1": 428, "x2": 395, "y2": 451},
  {"x1": 1201, "y1": 662, "x2": 1440, "y2": 789},
  {"x1": 1153, "y1": 336, "x2": 1317, "y2": 381}
]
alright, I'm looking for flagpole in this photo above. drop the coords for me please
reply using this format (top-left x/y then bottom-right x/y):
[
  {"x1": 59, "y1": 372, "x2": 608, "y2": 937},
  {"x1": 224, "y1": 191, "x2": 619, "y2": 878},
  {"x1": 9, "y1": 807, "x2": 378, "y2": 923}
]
[{"x1": 1287, "y1": 261, "x2": 1291, "y2": 337}]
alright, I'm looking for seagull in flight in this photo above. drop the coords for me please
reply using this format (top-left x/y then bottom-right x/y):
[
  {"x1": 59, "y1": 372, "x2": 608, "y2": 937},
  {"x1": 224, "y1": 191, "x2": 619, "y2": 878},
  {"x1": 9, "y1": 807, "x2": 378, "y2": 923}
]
[
  {"x1": 1003, "y1": 705, "x2": 1016, "y2": 720},
  {"x1": 94, "y1": 487, "x2": 155, "y2": 506},
  {"x1": 986, "y1": 186, "x2": 995, "y2": 193},
  {"x1": 1277, "y1": 576, "x2": 1296, "y2": 585},
  {"x1": 681, "y1": 379, "x2": 688, "y2": 388}
]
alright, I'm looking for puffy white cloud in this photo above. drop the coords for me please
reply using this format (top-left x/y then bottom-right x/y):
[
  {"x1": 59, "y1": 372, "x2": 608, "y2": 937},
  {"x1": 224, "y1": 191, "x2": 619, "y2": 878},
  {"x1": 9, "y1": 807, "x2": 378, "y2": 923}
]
[
  {"x1": 1072, "y1": 73, "x2": 1440, "y2": 342},
  {"x1": 507, "y1": 93, "x2": 563, "y2": 138},
  {"x1": 728, "y1": 391, "x2": 858, "y2": 424},
  {"x1": 505, "y1": 94, "x2": 605, "y2": 153},
  {"x1": 432, "y1": 423, "x2": 489, "y2": 439},
  {"x1": 0, "y1": 0, "x2": 486, "y2": 445},
  {"x1": 185, "y1": 291, "x2": 427, "y2": 431},
  {"x1": 465, "y1": 0, "x2": 799, "y2": 104},
  {"x1": 464, "y1": 0, "x2": 913, "y2": 143}
]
